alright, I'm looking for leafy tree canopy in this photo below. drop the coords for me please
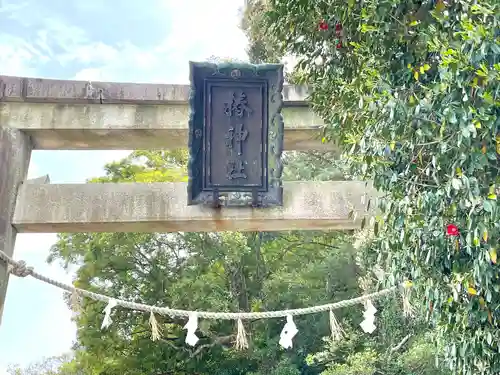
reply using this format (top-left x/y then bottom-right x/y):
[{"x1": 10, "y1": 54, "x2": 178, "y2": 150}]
[
  {"x1": 243, "y1": 0, "x2": 499, "y2": 373},
  {"x1": 45, "y1": 150, "x2": 358, "y2": 374},
  {"x1": 24, "y1": 150, "x2": 449, "y2": 375}
]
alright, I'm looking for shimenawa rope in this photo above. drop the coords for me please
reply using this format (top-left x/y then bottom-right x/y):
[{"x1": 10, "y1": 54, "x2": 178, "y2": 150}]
[{"x1": 0, "y1": 249, "x2": 401, "y2": 320}]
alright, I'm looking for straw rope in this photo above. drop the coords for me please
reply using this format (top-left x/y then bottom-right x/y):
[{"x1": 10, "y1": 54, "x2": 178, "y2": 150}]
[{"x1": 0, "y1": 250, "x2": 399, "y2": 320}]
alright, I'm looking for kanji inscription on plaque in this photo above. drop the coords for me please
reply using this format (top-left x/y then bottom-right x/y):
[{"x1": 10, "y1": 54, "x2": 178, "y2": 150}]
[
  {"x1": 225, "y1": 123, "x2": 248, "y2": 156},
  {"x1": 187, "y1": 61, "x2": 284, "y2": 207}
]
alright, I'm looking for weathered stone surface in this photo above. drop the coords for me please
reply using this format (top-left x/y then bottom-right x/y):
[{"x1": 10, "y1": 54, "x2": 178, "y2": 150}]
[
  {"x1": 0, "y1": 75, "x2": 311, "y2": 104},
  {"x1": 13, "y1": 181, "x2": 376, "y2": 233},
  {"x1": 0, "y1": 76, "x2": 332, "y2": 150},
  {"x1": 22, "y1": 78, "x2": 191, "y2": 104},
  {"x1": 1, "y1": 102, "x2": 329, "y2": 151},
  {"x1": 0, "y1": 76, "x2": 23, "y2": 101},
  {"x1": 0, "y1": 126, "x2": 32, "y2": 324}
]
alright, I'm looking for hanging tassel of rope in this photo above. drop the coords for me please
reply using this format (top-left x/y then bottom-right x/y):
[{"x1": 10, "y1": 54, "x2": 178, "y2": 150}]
[
  {"x1": 329, "y1": 309, "x2": 344, "y2": 341},
  {"x1": 149, "y1": 310, "x2": 163, "y2": 341},
  {"x1": 235, "y1": 318, "x2": 249, "y2": 350}
]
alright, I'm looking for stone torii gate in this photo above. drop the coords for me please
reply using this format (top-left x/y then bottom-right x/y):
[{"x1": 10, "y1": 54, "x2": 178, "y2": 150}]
[{"x1": 0, "y1": 67, "x2": 375, "y2": 322}]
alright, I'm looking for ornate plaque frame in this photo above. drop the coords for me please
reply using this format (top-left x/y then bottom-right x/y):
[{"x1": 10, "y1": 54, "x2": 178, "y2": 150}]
[{"x1": 187, "y1": 61, "x2": 284, "y2": 207}]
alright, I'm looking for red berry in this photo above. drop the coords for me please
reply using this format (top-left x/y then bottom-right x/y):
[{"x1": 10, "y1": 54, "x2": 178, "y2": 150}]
[
  {"x1": 336, "y1": 42, "x2": 342, "y2": 49},
  {"x1": 446, "y1": 224, "x2": 459, "y2": 237},
  {"x1": 335, "y1": 23, "x2": 342, "y2": 31},
  {"x1": 319, "y1": 20, "x2": 328, "y2": 30}
]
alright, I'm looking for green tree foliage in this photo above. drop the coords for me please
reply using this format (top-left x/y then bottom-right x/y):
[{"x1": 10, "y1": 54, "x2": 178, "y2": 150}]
[
  {"x1": 240, "y1": 0, "x2": 307, "y2": 85},
  {"x1": 240, "y1": 0, "x2": 282, "y2": 64},
  {"x1": 241, "y1": 1, "x2": 348, "y2": 181},
  {"x1": 283, "y1": 151, "x2": 348, "y2": 182},
  {"x1": 250, "y1": 0, "x2": 499, "y2": 373},
  {"x1": 11, "y1": 149, "x2": 451, "y2": 374},
  {"x1": 6, "y1": 354, "x2": 76, "y2": 375},
  {"x1": 47, "y1": 150, "x2": 362, "y2": 374}
]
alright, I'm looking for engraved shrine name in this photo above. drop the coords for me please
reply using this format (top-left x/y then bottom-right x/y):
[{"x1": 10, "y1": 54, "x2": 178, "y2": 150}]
[{"x1": 223, "y1": 92, "x2": 252, "y2": 181}]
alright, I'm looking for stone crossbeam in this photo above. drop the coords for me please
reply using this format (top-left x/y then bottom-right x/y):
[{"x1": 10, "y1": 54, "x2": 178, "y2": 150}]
[
  {"x1": 13, "y1": 181, "x2": 376, "y2": 233},
  {"x1": 0, "y1": 75, "x2": 330, "y2": 151}
]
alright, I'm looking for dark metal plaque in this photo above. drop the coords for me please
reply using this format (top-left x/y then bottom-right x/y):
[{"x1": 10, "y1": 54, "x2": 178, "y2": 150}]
[{"x1": 187, "y1": 62, "x2": 284, "y2": 207}]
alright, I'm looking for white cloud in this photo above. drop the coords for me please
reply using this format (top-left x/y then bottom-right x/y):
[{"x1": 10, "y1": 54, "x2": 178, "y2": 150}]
[
  {"x1": 0, "y1": 35, "x2": 40, "y2": 76},
  {"x1": 58, "y1": 42, "x2": 119, "y2": 66},
  {"x1": 0, "y1": 1, "x2": 28, "y2": 16},
  {"x1": 72, "y1": 68, "x2": 106, "y2": 81},
  {"x1": 71, "y1": 0, "x2": 248, "y2": 84},
  {"x1": 34, "y1": 29, "x2": 54, "y2": 58},
  {"x1": 1, "y1": 0, "x2": 249, "y2": 83},
  {"x1": 71, "y1": 42, "x2": 164, "y2": 82},
  {"x1": 160, "y1": 0, "x2": 247, "y2": 58}
]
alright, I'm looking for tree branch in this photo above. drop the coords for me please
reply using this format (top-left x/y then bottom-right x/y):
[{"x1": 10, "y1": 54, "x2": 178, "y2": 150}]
[
  {"x1": 390, "y1": 334, "x2": 412, "y2": 352},
  {"x1": 189, "y1": 335, "x2": 234, "y2": 358}
]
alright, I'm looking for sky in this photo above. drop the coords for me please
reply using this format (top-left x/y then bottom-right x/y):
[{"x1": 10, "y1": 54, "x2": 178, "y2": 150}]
[{"x1": 0, "y1": 0, "x2": 248, "y2": 372}]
